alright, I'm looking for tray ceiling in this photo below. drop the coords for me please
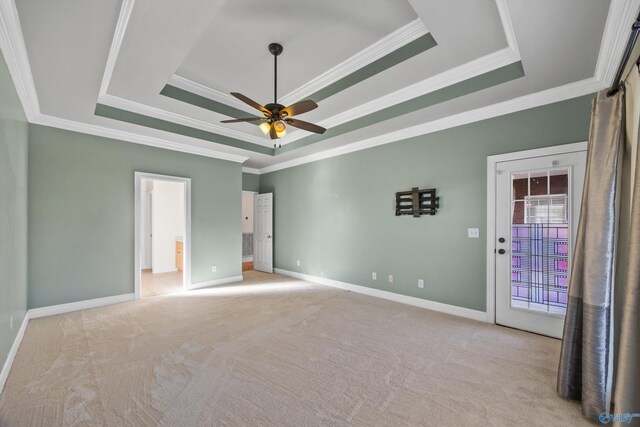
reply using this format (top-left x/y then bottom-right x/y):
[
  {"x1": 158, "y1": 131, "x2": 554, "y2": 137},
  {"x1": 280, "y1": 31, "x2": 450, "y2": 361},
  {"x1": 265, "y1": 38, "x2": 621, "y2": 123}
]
[{"x1": 2, "y1": 0, "x2": 635, "y2": 170}]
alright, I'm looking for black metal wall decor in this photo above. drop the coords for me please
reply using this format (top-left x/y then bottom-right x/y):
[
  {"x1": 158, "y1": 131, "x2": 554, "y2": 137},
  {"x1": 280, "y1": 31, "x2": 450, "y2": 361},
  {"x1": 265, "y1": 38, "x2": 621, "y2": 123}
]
[{"x1": 395, "y1": 187, "x2": 439, "y2": 217}]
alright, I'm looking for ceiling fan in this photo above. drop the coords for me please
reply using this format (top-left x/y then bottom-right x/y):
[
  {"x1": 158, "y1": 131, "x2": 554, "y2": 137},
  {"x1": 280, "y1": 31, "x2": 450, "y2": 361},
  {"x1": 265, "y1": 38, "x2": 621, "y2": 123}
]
[{"x1": 221, "y1": 43, "x2": 326, "y2": 146}]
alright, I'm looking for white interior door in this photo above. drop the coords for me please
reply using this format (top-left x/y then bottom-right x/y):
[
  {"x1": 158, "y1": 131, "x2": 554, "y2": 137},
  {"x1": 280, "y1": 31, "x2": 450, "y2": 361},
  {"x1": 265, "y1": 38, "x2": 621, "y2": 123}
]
[
  {"x1": 254, "y1": 193, "x2": 273, "y2": 273},
  {"x1": 495, "y1": 150, "x2": 586, "y2": 338}
]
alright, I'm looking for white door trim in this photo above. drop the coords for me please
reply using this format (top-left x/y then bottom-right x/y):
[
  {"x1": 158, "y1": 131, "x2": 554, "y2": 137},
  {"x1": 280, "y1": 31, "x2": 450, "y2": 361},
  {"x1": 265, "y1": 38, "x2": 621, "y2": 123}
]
[
  {"x1": 485, "y1": 141, "x2": 587, "y2": 324},
  {"x1": 134, "y1": 172, "x2": 192, "y2": 299}
]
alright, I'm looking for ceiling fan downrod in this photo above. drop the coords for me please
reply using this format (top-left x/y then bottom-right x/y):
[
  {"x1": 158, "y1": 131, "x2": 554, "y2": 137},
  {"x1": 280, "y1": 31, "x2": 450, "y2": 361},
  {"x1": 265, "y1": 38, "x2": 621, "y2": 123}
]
[{"x1": 268, "y1": 43, "x2": 283, "y2": 105}]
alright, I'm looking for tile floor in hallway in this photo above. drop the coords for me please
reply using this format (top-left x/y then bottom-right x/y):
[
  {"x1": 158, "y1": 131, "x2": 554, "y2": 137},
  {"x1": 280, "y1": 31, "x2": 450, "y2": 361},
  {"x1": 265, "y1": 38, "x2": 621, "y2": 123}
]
[{"x1": 141, "y1": 269, "x2": 184, "y2": 297}]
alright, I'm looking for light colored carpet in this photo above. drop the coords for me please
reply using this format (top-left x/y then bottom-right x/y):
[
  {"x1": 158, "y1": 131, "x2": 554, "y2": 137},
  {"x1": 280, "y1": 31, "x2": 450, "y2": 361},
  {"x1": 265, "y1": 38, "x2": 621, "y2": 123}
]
[{"x1": 0, "y1": 271, "x2": 589, "y2": 426}]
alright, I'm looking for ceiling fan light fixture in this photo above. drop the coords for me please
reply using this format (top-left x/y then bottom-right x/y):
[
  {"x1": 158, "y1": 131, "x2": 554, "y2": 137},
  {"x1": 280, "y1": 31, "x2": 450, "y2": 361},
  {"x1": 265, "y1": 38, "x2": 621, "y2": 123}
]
[
  {"x1": 274, "y1": 120, "x2": 286, "y2": 138},
  {"x1": 273, "y1": 120, "x2": 286, "y2": 133},
  {"x1": 258, "y1": 122, "x2": 271, "y2": 135}
]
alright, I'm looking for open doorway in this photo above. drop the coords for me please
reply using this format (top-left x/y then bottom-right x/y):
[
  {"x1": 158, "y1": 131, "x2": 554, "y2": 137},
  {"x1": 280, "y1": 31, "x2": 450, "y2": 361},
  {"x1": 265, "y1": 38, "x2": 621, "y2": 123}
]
[
  {"x1": 242, "y1": 191, "x2": 256, "y2": 272},
  {"x1": 135, "y1": 172, "x2": 191, "y2": 299}
]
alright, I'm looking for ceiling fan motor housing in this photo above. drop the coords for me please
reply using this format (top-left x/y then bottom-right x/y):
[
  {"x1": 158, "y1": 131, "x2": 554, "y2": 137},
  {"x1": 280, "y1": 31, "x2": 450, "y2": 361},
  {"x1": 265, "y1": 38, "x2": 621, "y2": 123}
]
[
  {"x1": 264, "y1": 103, "x2": 286, "y2": 120},
  {"x1": 268, "y1": 43, "x2": 283, "y2": 56}
]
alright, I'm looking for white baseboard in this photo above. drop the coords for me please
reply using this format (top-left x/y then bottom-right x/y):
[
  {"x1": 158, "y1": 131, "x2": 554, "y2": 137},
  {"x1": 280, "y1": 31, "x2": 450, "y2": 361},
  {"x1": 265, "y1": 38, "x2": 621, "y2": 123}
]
[
  {"x1": 28, "y1": 293, "x2": 135, "y2": 319},
  {"x1": 0, "y1": 312, "x2": 29, "y2": 394},
  {"x1": 274, "y1": 269, "x2": 488, "y2": 323},
  {"x1": 187, "y1": 275, "x2": 243, "y2": 290}
]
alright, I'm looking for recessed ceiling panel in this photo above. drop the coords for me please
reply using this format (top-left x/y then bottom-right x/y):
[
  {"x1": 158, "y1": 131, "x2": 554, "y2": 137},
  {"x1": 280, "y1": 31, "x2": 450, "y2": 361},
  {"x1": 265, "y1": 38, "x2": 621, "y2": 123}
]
[
  {"x1": 176, "y1": 0, "x2": 418, "y2": 104},
  {"x1": 8, "y1": 0, "x2": 619, "y2": 170}
]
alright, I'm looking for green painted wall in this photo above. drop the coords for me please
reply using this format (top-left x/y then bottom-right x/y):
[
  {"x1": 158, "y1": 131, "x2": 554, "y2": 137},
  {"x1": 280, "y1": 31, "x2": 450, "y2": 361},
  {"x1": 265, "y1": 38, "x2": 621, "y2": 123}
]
[
  {"x1": 28, "y1": 125, "x2": 242, "y2": 308},
  {"x1": 242, "y1": 172, "x2": 260, "y2": 192},
  {"x1": 260, "y1": 95, "x2": 595, "y2": 312},
  {"x1": 0, "y1": 53, "x2": 28, "y2": 369}
]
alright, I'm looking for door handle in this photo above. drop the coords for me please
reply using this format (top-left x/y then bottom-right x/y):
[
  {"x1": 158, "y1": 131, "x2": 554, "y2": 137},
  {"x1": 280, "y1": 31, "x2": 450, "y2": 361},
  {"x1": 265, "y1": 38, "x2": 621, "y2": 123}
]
[
  {"x1": 266, "y1": 234, "x2": 272, "y2": 239},
  {"x1": 498, "y1": 249, "x2": 506, "y2": 255}
]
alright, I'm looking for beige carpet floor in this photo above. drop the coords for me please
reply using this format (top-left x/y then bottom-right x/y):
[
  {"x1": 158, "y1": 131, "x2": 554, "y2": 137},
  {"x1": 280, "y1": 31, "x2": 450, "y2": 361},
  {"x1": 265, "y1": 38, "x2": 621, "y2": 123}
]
[{"x1": 0, "y1": 271, "x2": 589, "y2": 426}]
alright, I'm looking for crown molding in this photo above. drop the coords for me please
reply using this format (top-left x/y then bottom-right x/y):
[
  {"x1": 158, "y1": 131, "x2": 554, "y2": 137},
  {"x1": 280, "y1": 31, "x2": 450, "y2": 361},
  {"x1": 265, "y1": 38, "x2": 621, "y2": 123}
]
[
  {"x1": 98, "y1": 0, "x2": 135, "y2": 97},
  {"x1": 242, "y1": 166, "x2": 260, "y2": 174},
  {"x1": 257, "y1": 78, "x2": 603, "y2": 174},
  {"x1": 95, "y1": 0, "x2": 265, "y2": 147},
  {"x1": 594, "y1": 0, "x2": 640, "y2": 86},
  {"x1": 495, "y1": 0, "x2": 519, "y2": 54},
  {"x1": 32, "y1": 113, "x2": 249, "y2": 163},
  {"x1": 167, "y1": 74, "x2": 258, "y2": 115},
  {"x1": 0, "y1": 0, "x2": 249, "y2": 163},
  {"x1": 280, "y1": 46, "x2": 520, "y2": 145},
  {"x1": 0, "y1": 0, "x2": 39, "y2": 120},
  {"x1": 321, "y1": 47, "x2": 518, "y2": 128},
  {"x1": 279, "y1": 18, "x2": 429, "y2": 106},
  {"x1": 98, "y1": 93, "x2": 267, "y2": 145}
]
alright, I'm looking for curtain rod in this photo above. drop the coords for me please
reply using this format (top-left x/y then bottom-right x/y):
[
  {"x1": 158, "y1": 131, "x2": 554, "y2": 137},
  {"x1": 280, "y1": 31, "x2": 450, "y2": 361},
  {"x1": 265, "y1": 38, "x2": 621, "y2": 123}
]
[{"x1": 607, "y1": 11, "x2": 640, "y2": 97}]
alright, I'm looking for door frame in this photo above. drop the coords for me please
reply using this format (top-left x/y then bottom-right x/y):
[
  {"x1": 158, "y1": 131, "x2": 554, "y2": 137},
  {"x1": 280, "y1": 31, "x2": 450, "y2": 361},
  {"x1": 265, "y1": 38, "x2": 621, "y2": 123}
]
[
  {"x1": 141, "y1": 191, "x2": 153, "y2": 270},
  {"x1": 485, "y1": 142, "x2": 587, "y2": 324},
  {"x1": 134, "y1": 172, "x2": 192, "y2": 299}
]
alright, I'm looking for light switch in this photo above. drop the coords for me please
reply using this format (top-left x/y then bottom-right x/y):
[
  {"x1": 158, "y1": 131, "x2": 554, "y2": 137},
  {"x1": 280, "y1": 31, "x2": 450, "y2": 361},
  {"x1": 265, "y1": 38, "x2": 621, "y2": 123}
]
[{"x1": 468, "y1": 228, "x2": 480, "y2": 238}]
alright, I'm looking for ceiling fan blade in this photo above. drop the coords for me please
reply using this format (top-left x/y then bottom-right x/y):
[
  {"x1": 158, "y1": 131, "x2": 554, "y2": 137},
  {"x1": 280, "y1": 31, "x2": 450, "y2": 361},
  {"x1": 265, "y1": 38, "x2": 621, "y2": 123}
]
[
  {"x1": 281, "y1": 100, "x2": 318, "y2": 117},
  {"x1": 285, "y1": 118, "x2": 326, "y2": 134},
  {"x1": 230, "y1": 92, "x2": 270, "y2": 115},
  {"x1": 220, "y1": 117, "x2": 266, "y2": 123},
  {"x1": 269, "y1": 123, "x2": 278, "y2": 140}
]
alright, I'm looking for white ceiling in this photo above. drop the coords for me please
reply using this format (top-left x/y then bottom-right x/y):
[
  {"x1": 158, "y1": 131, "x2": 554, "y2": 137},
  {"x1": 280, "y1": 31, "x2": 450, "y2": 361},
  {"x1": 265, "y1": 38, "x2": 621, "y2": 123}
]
[
  {"x1": 3, "y1": 0, "x2": 637, "y2": 171},
  {"x1": 178, "y1": 0, "x2": 418, "y2": 102}
]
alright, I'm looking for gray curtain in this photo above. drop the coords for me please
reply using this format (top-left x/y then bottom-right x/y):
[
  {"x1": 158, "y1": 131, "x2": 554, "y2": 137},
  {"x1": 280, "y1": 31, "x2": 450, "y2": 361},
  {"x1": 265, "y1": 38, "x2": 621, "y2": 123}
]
[
  {"x1": 613, "y1": 66, "x2": 640, "y2": 426},
  {"x1": 557, "y1": 87, "x2": 623, "y2": 420},
  {"x1": 557, "y1": 66, "x2": 640, "y2": 424}
]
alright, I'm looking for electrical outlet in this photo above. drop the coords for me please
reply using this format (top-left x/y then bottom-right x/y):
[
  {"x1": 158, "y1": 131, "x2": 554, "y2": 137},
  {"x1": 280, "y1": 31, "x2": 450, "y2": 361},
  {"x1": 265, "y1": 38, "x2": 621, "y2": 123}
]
[
  {"x1": 388, "y1": 275, "x2": 394, "y2": 283},
  {"x1": 9, "y1": 316, "x2": 13, "y2": 331},
  {"x1": 211, "y1": 266, "x2": 217, "y2": 273},
  {"x1": 418, "y1": 279, "x2": 424, "y2": 288},
  {"x1": 372, "y1": 272, "x2": 377, "y2": 280},
  {"x1": 468, "y1": 228, "x2": 480, "y2": 238},
  {"x1": 296, "y1": 260, "x2": 300, "y2": 266}
]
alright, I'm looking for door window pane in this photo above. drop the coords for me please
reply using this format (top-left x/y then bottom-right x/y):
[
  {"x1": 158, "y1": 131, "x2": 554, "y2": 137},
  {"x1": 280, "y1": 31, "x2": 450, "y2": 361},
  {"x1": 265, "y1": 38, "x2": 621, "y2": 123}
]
[{"x1": 510, "y1": 169, "x2": 570, "y2": 315}]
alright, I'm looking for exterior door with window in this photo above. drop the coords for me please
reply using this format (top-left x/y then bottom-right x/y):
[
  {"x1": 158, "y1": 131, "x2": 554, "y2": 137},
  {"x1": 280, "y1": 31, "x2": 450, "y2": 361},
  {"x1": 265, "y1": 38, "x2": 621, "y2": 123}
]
[
  {"x1": 254, "y1": 193, "x2": 273, "y2": 273},
  {"x1": 495, "y1": 151, "x2": 586, "y2": 338}
]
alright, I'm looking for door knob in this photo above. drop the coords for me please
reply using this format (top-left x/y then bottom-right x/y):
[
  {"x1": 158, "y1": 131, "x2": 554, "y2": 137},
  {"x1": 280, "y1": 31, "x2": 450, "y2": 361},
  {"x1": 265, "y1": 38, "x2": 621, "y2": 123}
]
[
  {"x1": 498, "y1": 249, "x2": 506, "y2": 254},
  {"x1": 266, "y1": 234, "x2": 272, "y2": 239},
  {"x1": 498, "y1": 237, "x2": 505, "y2": 243}
]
